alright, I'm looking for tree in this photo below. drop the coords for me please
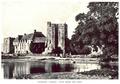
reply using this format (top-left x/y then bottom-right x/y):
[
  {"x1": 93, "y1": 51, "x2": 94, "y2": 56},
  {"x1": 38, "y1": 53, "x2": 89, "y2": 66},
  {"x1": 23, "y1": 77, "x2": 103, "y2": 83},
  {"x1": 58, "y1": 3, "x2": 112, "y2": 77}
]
[
  {"x1": 87, "y1": 2, "x2": 118, "y2": 59},
  {"x1": 70, "y1": 2, "x2": 118, "y2": 78},
  {"x1": 71, "y1": 2, "x2": 118, "y2": 58}
]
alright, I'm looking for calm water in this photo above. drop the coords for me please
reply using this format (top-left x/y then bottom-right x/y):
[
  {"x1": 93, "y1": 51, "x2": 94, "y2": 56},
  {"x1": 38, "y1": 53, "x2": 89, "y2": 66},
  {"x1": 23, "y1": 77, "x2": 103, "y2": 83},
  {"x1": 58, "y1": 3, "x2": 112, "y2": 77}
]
[{"x1": 2, "y1": 59, "x2": 101, "y2": 79}]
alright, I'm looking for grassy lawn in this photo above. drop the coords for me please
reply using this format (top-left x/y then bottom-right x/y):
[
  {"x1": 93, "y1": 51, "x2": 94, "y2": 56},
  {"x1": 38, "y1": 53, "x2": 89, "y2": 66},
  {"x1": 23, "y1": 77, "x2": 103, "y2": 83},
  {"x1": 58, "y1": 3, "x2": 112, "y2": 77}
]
[
  {"x1": 14, "y1": 71, "x2": 111, "y2": 79},
  {"x1": 80, "y1": 69, "x2": 118, "y2": 79}
]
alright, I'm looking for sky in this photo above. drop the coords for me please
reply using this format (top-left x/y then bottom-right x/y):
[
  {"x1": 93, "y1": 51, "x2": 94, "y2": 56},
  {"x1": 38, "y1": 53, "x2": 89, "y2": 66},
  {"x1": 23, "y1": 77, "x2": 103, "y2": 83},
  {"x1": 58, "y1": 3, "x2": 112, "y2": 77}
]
[{"x1": 1, "y1": 0, "x2": 89, "y2": 40}]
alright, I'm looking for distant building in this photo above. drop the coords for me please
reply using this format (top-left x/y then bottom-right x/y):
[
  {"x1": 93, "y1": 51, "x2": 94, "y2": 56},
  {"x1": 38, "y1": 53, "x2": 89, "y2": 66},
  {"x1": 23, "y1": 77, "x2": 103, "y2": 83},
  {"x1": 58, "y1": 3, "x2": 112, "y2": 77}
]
[
  {"x1": 44, "y1": 22, "x2": 68, "y2": 56},
  {"x1": 13, "y1": 30, "x2": 46, "y2": 55},
  {"x1": 3, "y1": 37, "x2": 15, "y2": 54},
  {"x1": 2, "y1": 21, "x2": 68, "y2": 57}
]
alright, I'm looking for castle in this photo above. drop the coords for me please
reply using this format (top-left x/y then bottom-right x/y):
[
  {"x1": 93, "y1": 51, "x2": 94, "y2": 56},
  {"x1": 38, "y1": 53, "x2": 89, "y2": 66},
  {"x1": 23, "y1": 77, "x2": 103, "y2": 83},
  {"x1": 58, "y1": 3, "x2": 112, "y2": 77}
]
[
  {"x1": 3, "y1": 30, "x2": 46, "y2": 55},
  {"x1": 13, "y1": 30, "x2": 46, "y2": 55},
  {"x1": 2, "y1": 21, "x2": 68, "y2": 56},
  {"x1": 44, "y1": 22, "x2": 68, "y2": 56},
  {"x1": 3, "y1": 37, "x2": 15, "y2": 54}
]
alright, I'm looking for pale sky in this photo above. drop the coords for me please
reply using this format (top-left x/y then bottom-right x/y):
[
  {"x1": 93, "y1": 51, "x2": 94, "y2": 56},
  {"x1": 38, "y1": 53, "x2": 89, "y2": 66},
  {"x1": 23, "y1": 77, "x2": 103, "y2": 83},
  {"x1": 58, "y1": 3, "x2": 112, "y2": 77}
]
[{"x1": 1, "y1": 0, "x2": 89, "y2": 41}]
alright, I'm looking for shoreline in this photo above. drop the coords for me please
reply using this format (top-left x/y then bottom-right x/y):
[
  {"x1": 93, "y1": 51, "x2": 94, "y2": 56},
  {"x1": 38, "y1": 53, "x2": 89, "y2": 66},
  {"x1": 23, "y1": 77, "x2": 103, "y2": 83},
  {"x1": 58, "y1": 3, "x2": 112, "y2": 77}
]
[
  {"x1": 13, "y1": 72, "x2": 110, "y2": 79},
  {"x1": 2, "y1": 56, "x2": 100, "y2": 64}
]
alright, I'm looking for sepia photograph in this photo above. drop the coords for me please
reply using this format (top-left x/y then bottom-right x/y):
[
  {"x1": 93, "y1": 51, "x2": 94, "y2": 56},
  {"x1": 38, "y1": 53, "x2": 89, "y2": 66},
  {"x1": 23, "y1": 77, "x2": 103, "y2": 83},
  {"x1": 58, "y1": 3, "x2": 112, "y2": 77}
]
[{"x1": 0, "y1": 0, "x2": 119, "y2": 80}]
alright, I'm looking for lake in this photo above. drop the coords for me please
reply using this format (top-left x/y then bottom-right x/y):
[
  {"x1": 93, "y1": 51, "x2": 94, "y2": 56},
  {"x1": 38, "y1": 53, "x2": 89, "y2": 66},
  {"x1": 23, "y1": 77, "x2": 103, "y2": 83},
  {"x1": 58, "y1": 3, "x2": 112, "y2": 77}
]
[{"x1": 1, "y1": 58, "x2": 101, "y2": 79}]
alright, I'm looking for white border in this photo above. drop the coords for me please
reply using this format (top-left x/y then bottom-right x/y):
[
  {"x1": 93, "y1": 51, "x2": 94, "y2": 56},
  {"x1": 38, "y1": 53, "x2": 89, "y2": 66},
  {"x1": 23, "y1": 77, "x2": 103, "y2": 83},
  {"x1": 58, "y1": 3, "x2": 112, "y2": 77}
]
[{"x1": 0, "y1": 0, "x2": 119, "y2": 84}]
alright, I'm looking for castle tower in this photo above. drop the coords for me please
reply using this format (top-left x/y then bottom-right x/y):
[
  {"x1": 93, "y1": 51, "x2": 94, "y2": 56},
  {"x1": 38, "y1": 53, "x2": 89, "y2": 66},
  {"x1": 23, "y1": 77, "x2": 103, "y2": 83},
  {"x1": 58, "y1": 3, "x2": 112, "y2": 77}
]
[
  {"x1": 58, "y1": 23, "x2": 67, "y2": 56},
  {"x1": 44, "y1": 22, "x2": 68, "y2": 56}
]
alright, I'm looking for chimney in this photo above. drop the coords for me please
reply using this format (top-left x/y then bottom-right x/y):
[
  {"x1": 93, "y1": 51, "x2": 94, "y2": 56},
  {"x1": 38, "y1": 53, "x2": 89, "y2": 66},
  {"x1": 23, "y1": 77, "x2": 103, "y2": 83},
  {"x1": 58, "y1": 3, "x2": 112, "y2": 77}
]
[
  {"x1": 24, "y1": 33, "x2": 26, "y2": 35},
  {"x1": 34, "y1": 29, "x2": 36, "y2": 33},
  {"x1": 64, "y1": 22, "x2": 67, "y2": 27},
  {"x1": 18, "y1": 35, "x2": 22, "y2": 40},
  {"x1": 47, "y1": 21, "x2": 51, "y2": 27}
]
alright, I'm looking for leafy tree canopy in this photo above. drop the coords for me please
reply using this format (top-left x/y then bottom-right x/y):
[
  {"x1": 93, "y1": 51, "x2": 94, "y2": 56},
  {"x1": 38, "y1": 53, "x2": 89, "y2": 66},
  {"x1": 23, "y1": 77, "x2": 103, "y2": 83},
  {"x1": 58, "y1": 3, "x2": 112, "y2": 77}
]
[{"x1": 70, "y1": 2, "x2": 118, "y2": 56}]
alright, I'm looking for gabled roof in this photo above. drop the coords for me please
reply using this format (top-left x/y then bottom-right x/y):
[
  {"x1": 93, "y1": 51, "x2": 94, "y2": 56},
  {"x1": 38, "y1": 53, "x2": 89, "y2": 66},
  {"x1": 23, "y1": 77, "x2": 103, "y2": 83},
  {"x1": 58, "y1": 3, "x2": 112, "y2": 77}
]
[
  {"x1": 34, "y1": 32, "x2": 45, "y2": 37},
  {"x1": 21, "y1": 33, "x2": 34, "y2": 40},
  {"x1": 13, "y1": 38, "x2": 19, "y2": 42},
  {"x1": 33, "y1": 37, "x2": 46, "y2": 43},
  {"x1": 13, "y1": 31, "x2": 45, "y2": 42},
  {"x1": 13, "y1": 33, "x2": 34, "y2": 42},
  {"x1": 32, "y1": 32, "x2": 46, "y2": 43},
  {"x1": 13, "y1": 35, "x2": 23, "y2": 42}
]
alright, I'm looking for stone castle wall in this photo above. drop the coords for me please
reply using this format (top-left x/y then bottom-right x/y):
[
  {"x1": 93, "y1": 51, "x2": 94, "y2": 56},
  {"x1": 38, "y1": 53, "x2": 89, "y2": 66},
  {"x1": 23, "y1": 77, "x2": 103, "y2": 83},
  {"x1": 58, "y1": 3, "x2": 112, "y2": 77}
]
[{"x1": 45, "y1": 22, "x2": 68, "y2": 55}]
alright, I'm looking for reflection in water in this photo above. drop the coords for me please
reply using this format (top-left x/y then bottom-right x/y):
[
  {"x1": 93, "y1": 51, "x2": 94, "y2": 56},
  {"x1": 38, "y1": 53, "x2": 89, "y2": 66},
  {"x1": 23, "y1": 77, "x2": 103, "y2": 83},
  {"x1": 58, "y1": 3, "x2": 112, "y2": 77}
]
[
  {"x1": 3, "y1": 62, "x2": 14, "y2": 79},
  {"x1": 73, "y1": 63, "x2": 101, "y2": 72},
  {"x1": 31, "y1": 62, "x2": 45, "y2": 73},
  {"x1": 13, "y1": 62, "x2": 30, "y2": 78},
  {"x1": 2, "y1": 60, "x2": 101, "y2": 79},
  {"x1": 1, "y1": 64, "x2": 4, "y2": 79}
]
